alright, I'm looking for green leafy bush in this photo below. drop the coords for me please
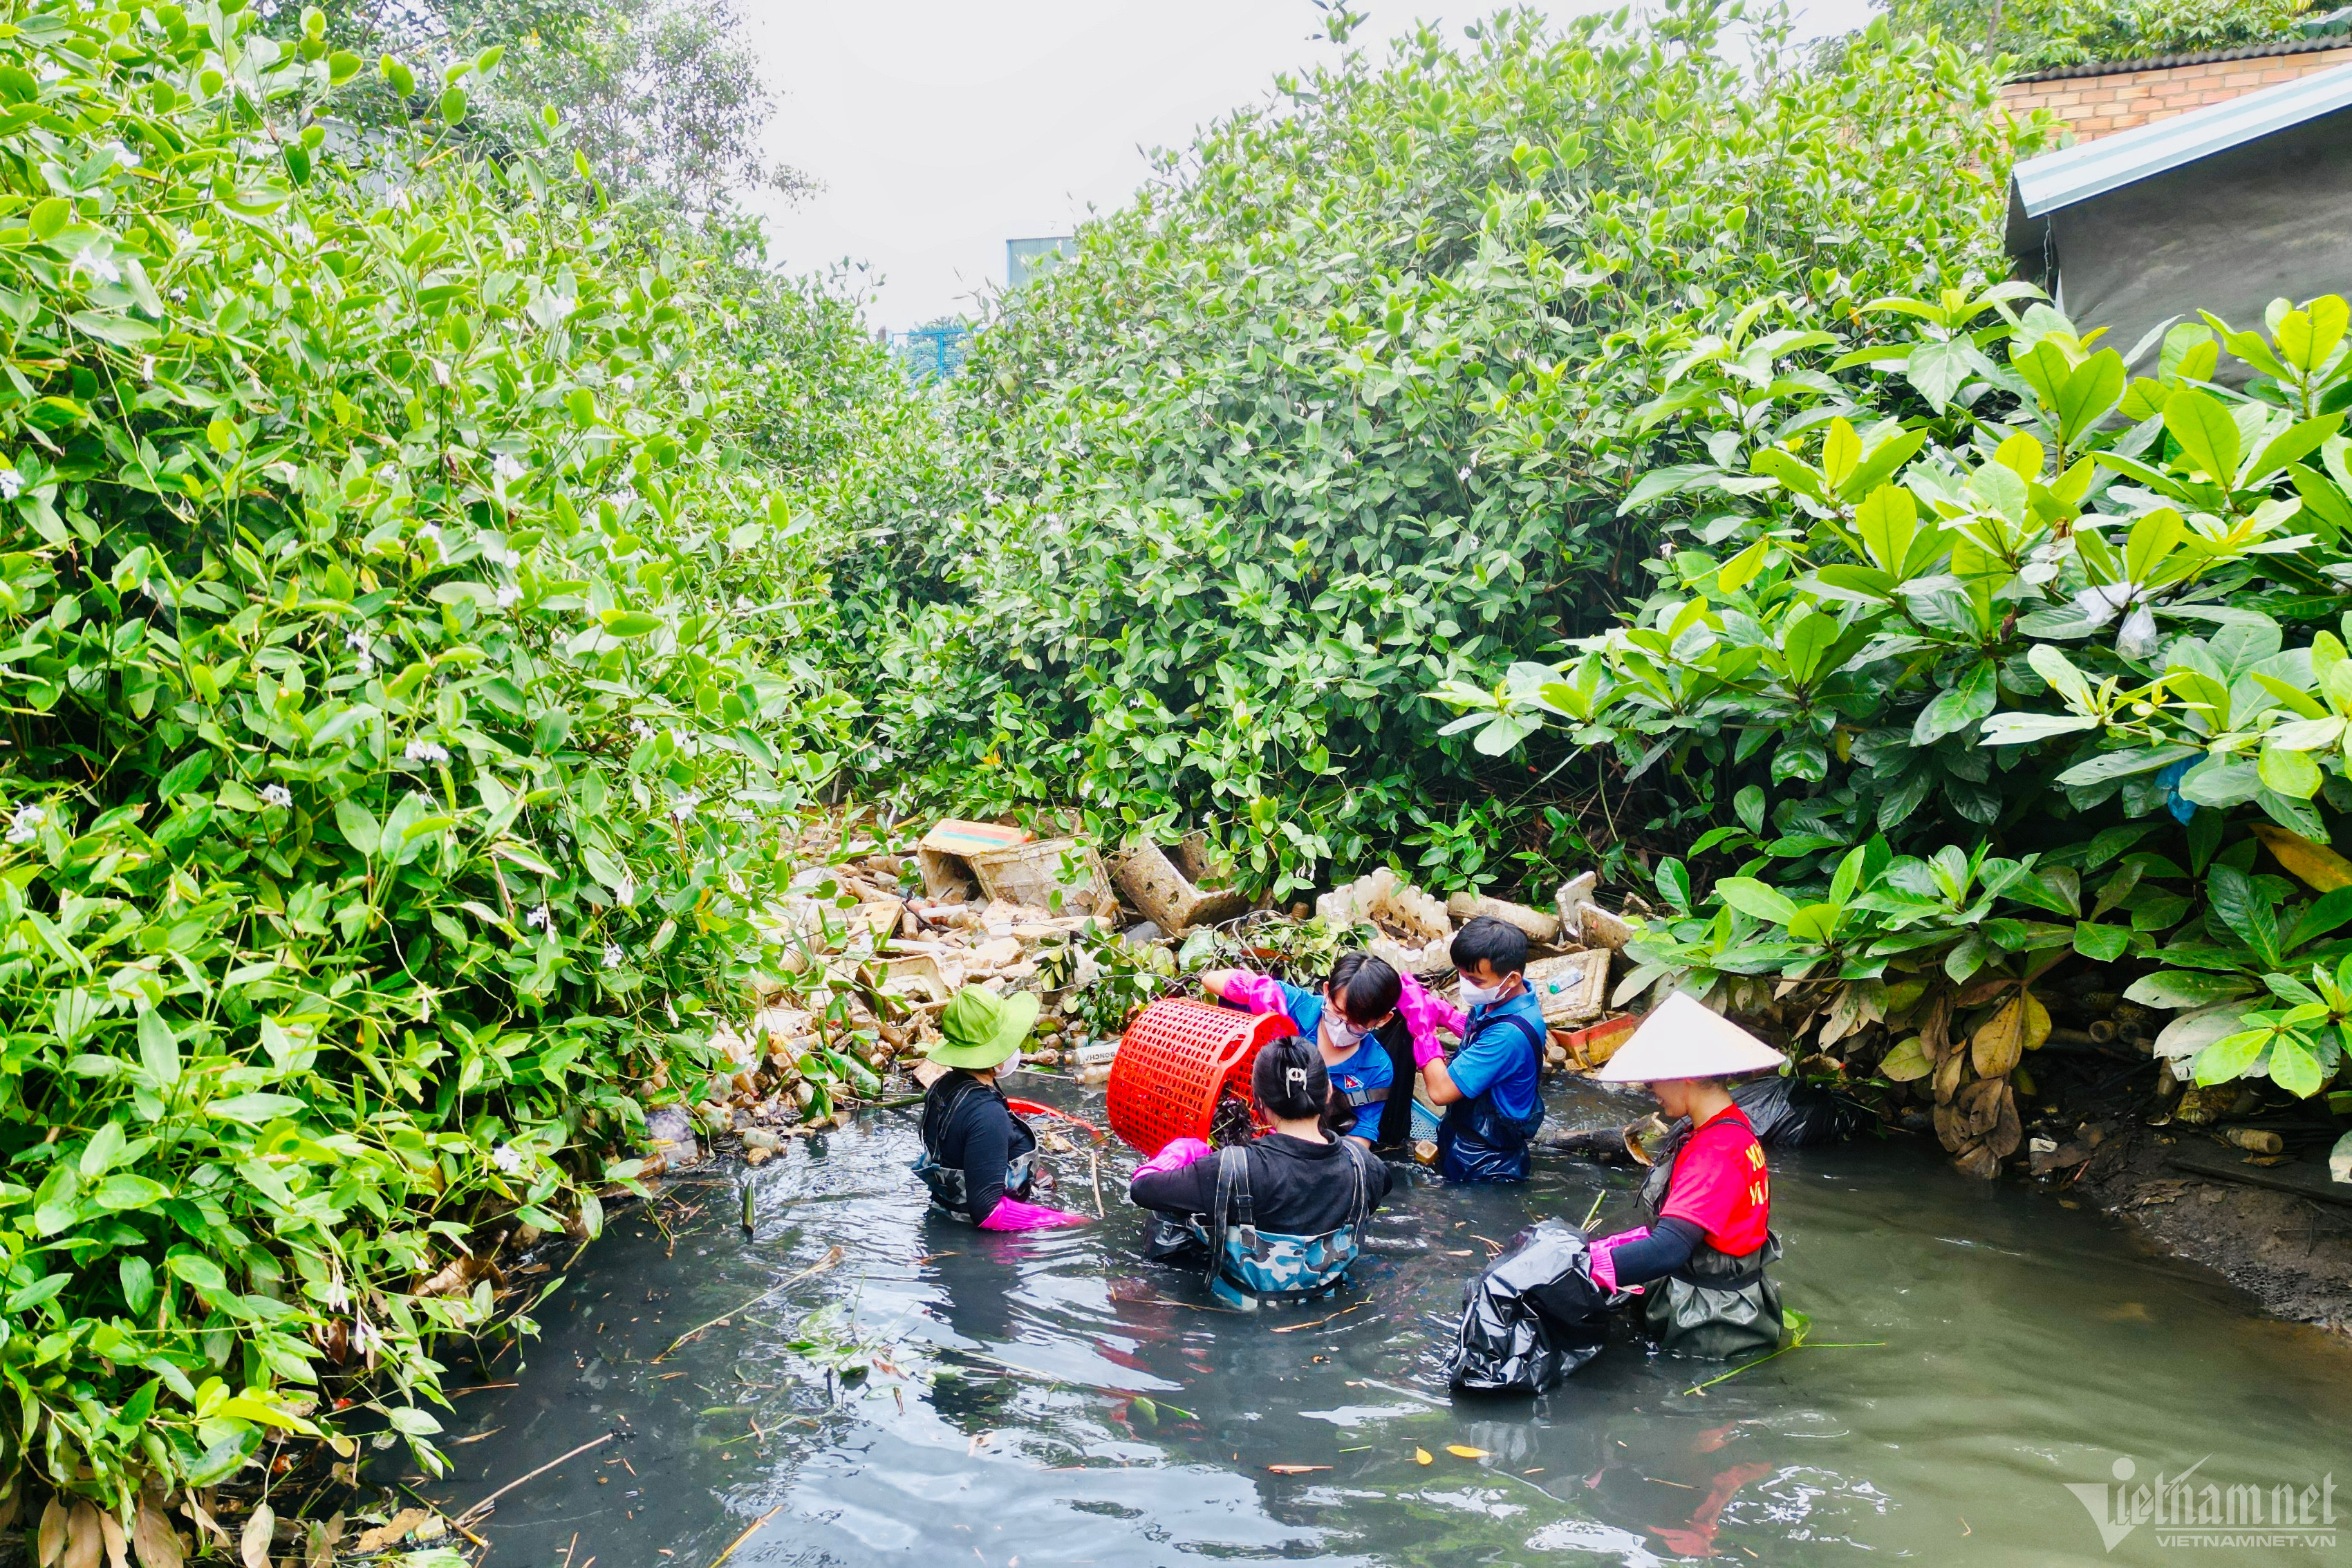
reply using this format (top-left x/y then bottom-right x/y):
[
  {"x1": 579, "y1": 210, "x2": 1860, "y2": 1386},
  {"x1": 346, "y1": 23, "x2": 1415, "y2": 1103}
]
[
  {"x1": 1437, "y1": 287, "x2": 2352, "y2": 1141},
  {"x1": 0, "y1": 0, "x2": 890, "y2": 1527},
  {"x1": 835, "y1": 2, "x2": 2046, "y2": 899}
]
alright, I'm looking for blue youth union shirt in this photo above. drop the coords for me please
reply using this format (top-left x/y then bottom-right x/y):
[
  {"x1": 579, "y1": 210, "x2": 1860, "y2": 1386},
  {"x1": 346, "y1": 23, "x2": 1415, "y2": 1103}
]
[
  {"x1": 1450, "y1": 987, "x2": 1545, "y2": 1124},
  {"x1": 1273, "y1": 981, "x2": 1396, "y2": 1139}
]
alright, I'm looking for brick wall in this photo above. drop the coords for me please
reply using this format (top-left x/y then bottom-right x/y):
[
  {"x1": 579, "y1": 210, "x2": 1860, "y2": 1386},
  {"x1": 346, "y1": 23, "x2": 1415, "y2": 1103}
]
[{"x1": 2001, "y1": 46, "x2": 2352, "y2": 141}]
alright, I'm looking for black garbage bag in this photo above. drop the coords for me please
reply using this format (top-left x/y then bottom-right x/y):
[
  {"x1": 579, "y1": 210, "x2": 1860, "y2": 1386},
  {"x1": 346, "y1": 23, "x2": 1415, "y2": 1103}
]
[
  {"x1": 1444, "y1": 1219, "x2": 1611, "y2": 1395},
  {"x1": 1732, "y1": 1074, "x2": 1865, "y2": 1148}
]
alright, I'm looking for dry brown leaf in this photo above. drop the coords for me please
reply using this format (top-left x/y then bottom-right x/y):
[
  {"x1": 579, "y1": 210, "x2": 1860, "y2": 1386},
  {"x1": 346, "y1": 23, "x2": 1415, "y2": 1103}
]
[
  {"x1": 1932, "y1": 1044, "x2": 1968, "y2": 1105},
  {"x1": 1987, "y1": 1083, "x2": 2022, "y2": 1160},
  {"x1": 178, "y1": 1496, "x2": 227, "y2": 1552},
  {"x1": 0, "y1": 1489, "x2": 19, "y2": 1533},
  {"x1": 239, "y1": 1504, "x2": 273, "y2": 1568},
  {"x1": 39, "y1": 1497, "x2": 68, "y2": 1567},
  {"x1": 1919, "y1": 990, "x2": 1953, "y2": 1063},
  {"x1": 1446, "y1": 1445, "x2": 1490, "y2": 1459},
  {"x1": 1971, "y1": 991, "x2": 2046, "y2": 1078},
  {"x1": 1957, "y1": 1076, "x2": 2006, "y2": 1141},
  {"x1": 351, "y1": 1508, "x2": 430, "y2": 1555},
  {"x1": 2250, "y1": 823, "x2": 2352, "y2": 891},
  {"x1": 1952, "y1": 1139, "x2": 2001, "y2": 1179},
  {"x1": 98, "y1": 1511, "x2": 129, "y2": 1568},
  {"x1": 131, "y1": 1500, "x2": 183, "y2": 1568},
  {"x1": 65, "y1": 1503, "x2": 102, "y2": 1568}
]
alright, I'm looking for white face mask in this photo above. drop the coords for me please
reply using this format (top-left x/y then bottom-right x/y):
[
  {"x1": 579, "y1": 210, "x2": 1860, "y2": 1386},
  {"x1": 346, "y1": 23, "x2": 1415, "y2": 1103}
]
[
  {"x1": 1321, "y1": 1011, "x2": 1370, "y2": 1050},
  {"x1": 1458, "y1": 974, "x2": 1506, "y2": 1007}
]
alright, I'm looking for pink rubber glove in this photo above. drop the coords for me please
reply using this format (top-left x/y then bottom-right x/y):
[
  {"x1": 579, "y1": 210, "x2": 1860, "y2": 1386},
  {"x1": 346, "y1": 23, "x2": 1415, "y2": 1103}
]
[
  {"x1": 1134, "y1": 1137, "x2": 1214, "y2": 1178},
  {"x1": 978, "y1": 1197, "x2": 1090, "y2": 1231},
  {"x1": 1587, "y1": 1227, "x2": 1651, "y2": 1295},
  {"x1": 1399, "y1": 972, "x2": 1465, "y2": 1069},
  {"x1": 1217, "y1": 972, "x2": 1288, "y2": 1014}
]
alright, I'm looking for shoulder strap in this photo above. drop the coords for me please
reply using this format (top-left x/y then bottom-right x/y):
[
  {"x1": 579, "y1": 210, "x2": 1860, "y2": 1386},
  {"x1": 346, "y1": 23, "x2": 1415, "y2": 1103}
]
[
  {"x1": 1341, "y1": 1140, "x2": 1376, "y2": 1249},
  {"x1": 1205, "y1": 1145, "x2": 1251, "y2": 1290},
  {"x1": 1484, "y1": 1010, "x2": 1544, "y2": 1053}
]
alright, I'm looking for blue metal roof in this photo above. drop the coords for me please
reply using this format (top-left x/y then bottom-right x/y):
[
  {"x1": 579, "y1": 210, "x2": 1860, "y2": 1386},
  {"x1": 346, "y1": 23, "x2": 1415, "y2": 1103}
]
[{"x1": 2010, "y1": 60, "x2": 2352, "y2": 219}]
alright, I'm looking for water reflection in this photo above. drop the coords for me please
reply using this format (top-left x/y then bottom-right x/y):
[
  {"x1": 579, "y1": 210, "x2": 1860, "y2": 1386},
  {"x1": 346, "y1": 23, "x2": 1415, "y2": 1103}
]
[{"x1": 426, "y1": 1082, "x2": 2352, "y2": 1567}]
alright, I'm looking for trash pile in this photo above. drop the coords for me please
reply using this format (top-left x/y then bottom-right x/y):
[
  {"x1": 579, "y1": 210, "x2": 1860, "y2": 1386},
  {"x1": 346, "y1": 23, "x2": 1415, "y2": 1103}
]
[{"x1": 661, "y1": 812, "x2": 1650, "y2": 1166}]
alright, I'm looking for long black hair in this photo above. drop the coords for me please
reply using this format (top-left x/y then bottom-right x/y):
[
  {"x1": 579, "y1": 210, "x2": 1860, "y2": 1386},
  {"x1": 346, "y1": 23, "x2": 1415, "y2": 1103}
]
[
  {"x1": 1325, "y1": 952, "x2": 1402, "y2": 1029},
  {"x1": 1253, "y1": 1034, "x2": 1350, "y2": 1141}
]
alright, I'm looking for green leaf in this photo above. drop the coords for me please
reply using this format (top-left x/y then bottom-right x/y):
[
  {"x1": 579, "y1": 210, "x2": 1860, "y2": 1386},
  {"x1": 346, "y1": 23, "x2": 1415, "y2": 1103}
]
[
  {"x1": 2191, "y1": 1027, "x2": 2270, "y2": 1086},
  {"x1": 2164, "y1": 386, "x2": 2240, "y2": 485},
  {"x1": 599, "y1": 611, "x2": 661, "y2": 638},
  {"x1": 2072, "y1": 922, "x2": 2130, "y2": 962},
  {"x1": 138, "y1": 1011, "x2": 181, "y2": 1088},
  {"x1": 28, "y1": 197, "x2": 66, "y2": 241},
  {"x1": 2268, "y1": 1035, "x2": 2324, "y2": 1096},
  {"x1": 1712, "y1": 877, "x2": 1800, "y2": 926},
  {"x1": 93, "y1": 1174, "x2": 169, "y2": 1211},
  {"x1": 2124, "y1": 970, "x2": 2259, "y2": 1009},
  {"x1": 1913, "y1": 660, "x2": 1997, "y2": 745}
]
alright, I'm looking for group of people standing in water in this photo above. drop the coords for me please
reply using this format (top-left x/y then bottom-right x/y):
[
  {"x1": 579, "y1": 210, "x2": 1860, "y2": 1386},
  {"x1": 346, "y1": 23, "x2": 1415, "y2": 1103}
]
[{"x1": 912, "y1": 914, "x2": 1787, "y2": 1360}]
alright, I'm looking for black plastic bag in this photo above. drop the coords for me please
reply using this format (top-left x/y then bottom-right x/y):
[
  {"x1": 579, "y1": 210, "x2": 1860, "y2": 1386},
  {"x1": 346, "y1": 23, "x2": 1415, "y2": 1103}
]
[
  {"x1": 1444, "y1": 1219, "x2": 1611, "y2": 1395},
  {"x1": 1732, "y1": 1074, "x2": 1864, "y2": 1148}
]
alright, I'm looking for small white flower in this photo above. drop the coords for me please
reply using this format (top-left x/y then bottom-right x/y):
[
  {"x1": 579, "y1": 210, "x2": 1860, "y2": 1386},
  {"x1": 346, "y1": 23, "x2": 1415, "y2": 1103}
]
[
  {"x1": 492, "y1": 454, "x2": 526, "y2": 484},
  {"x1": 602, "y1": 942, "x2": 624, "y2": 969},
  {"x1": 668, "y1": 792, "x2": 700, "y2": 823},
  {"x1": 729, "y1": 805, "x2": 758, "y2": 823},
  {"x1": 169, "y1": 286, "x2": 189, "y2": 304},
  {"x1": 35, "y1": 62, "x2": 64, "y2": 83},
  {"x1": 614, "y1": 375, "x2": 635, "y2": 395},
  {"x1": 628, "y1": 718, "x2": 653, "y2": 736},
  {"x1": 6, "y1": 804, "x2": 45, "y2": 843},
  {"x1": 0, "y1": 469, "x2": 23, "y2": 502},
  {"x1": 322, "y1": 1273, "x2": 350, "y2": 1312},
  {"x1": 615, "y1": 872, "x2": 636, "y2": 906},
  {"x1": 386, "y1": 186, "x2": 411, "y2": 213},
  {"x1": 503, "y1": 236, "x2": 526, "y2": 261},
  {"x1": 109, "y1": 141, "x2": 140, "y2": 169},
  {"x1": 664, "y1": 996, "x2": 679, "y2": 1026},
  {"x1": 71, "y1": 250, "x2": 122, "y2": 286},
  {"x1": 404, "y1": 739, "x2": 451, "y2": 765},
  {"x1": 725, "y1": 868, "x2": 746, "y2": 895},
  {"x1": 1457, "y1": 465, "x2": 1472, "y2": 481},
  {"x1": 416, "y1": 523, "x2": 443, "y2": 554},
  {"x1": 496, "y1": 584, "x2": 523, "y2": 608},
  {"x1": 524, "y1": 904, "x2": 552, "y2": 931},
  {"x1": 353, "y1": 1317, "x2": 386, "y2": 1357},
  {"x1": 491, "y1": 1143, "x2": 525, "y2": 1174},
  {"x1": 261, "y1": 783, "x2": 294, "y2": 809},
  {"x1": 484, "y1": 543, "x2": 521, "y2": 568}
]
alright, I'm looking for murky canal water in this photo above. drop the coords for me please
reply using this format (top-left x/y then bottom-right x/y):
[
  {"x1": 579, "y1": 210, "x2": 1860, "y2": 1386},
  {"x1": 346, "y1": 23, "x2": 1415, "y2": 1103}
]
[{"x1": 429, "y1": 1079, "x2": 2351, "y2": 1565}]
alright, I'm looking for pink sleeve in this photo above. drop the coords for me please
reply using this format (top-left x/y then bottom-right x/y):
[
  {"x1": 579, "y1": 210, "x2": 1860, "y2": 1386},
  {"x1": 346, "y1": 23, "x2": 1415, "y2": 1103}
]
[
  {"x1": 1397, "y1": 972, "x2": 1466, "y2": 1069},
  {"x1": 1221, "y1": 972, "x2": 1287, "y2": 1014}
]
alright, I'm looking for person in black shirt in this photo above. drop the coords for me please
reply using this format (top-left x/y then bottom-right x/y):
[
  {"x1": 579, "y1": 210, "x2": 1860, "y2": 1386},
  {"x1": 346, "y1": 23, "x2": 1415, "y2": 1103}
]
[
  {"x1": 914, "y1": 987, "x2": 1088, "y2": 1231},
  {"x1": 1128, "y1": 1034, "x2": 1392, "y2": 1305}
]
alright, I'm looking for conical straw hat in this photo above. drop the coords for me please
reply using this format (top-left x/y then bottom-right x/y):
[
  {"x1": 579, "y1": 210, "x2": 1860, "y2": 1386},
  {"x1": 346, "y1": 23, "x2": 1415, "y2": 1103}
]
[{"x1": 1594, "y1": 991, "x2": 1784, "y2": 1083}]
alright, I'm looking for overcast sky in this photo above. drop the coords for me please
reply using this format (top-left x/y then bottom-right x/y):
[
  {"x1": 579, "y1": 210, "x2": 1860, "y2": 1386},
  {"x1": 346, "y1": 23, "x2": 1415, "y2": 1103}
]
[{"x1": 736, "y1": 1, "x2": 1876, "y2": 333}]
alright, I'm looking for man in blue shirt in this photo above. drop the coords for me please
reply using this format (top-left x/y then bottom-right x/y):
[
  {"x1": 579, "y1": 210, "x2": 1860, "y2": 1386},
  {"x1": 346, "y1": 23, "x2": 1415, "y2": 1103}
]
[{"x1": 1418, "y1": 916, "x2": 1546, "y2": 1183}]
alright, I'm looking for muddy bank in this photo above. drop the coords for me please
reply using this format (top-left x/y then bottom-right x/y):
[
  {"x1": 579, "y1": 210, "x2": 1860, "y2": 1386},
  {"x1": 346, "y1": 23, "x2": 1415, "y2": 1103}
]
[{"x1": 2075, "y1": 1128, "x2": 2352, "y2": 1332}]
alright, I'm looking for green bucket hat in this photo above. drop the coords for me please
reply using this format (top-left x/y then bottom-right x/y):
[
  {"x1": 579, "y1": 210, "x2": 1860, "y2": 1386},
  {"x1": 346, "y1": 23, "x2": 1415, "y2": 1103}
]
[{"x1": 926, "y1": 984, "x2": 1040, "y2": 1070}]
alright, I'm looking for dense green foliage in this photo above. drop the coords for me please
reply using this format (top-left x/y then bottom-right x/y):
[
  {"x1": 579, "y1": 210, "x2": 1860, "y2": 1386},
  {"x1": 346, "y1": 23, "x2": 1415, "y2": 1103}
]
[
  {"x1": 0, "y1": 0, "x2": 903, "y2": 1527},
  {"x1": 1436, "y1": 287, "x2": 2352, "y2": 1126},
  {"x1": 1875, "y1": 0, "x2": 2311, "y2": 70},
  {"x1": 836, "y1": 3, "x2": 2046, "y2": 901}
]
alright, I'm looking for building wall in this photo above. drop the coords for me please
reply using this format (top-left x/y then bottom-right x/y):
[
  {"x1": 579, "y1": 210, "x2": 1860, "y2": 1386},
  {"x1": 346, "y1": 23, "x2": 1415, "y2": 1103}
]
[{"x1": 2001, "y1": 47, "x2": 2352, "y2": 141}]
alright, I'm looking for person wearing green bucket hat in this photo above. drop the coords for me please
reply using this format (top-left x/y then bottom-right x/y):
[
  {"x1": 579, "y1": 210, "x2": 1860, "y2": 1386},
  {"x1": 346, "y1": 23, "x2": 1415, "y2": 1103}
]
[{"x1": 913, "y1": 987, "x2": 1090, "y2": 1231}]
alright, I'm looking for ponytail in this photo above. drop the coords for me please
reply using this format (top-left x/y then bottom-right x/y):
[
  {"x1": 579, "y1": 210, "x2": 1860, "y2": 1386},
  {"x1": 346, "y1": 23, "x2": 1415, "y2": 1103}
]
[{"x1": 1252, "y1": 1034, "x2": 1350, "y2": 1141}]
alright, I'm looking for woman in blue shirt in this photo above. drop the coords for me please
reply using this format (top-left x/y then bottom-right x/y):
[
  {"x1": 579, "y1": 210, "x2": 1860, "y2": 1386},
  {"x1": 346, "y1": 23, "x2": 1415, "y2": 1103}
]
[{"x1": 1200, "y1": 953, "x2": 1401, "y2": 1144}]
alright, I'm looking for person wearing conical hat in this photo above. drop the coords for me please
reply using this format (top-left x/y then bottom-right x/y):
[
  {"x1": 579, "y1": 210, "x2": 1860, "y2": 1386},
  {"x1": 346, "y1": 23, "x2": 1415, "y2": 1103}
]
[
  {"x1": 913, "y1": 987, "x2": 1090, "y2": 1231},
  {"x1": 1583, "y1": 993, "x2": 1787, "y2": 1358}
]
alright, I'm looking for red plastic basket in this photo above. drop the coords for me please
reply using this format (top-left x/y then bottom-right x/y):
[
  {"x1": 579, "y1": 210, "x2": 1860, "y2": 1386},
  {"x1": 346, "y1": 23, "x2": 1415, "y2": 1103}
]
[{"x1": 1108, "y1": 998, "x2": 1298, "y2": 1157}]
